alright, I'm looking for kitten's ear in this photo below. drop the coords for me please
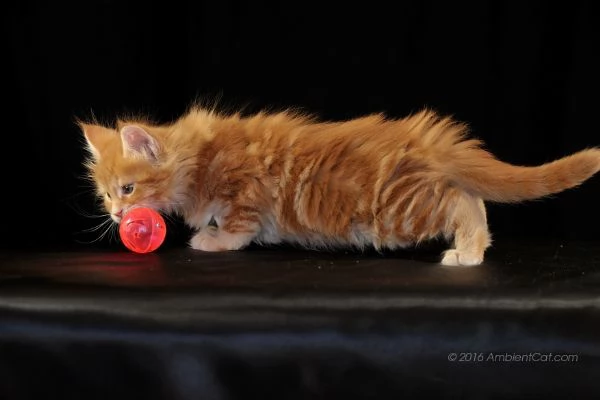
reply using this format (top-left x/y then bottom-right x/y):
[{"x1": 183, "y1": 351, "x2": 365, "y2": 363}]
[
  {"x1": 80, "y1": 123, "x2": 111, "y2": 160},
  {"x1": 120, "y1": 125, "x2": 160, "y2": 162}
]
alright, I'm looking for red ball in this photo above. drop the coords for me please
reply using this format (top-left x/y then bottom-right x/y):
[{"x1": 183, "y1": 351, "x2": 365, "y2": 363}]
[{"x1": 119, "y1": 207, "x2": 167, "y2": 253}]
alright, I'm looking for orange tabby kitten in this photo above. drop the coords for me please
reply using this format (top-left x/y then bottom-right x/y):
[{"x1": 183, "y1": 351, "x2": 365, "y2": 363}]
[{"x1": 80, "y1": 106, "x2": 600, "y2": 265}]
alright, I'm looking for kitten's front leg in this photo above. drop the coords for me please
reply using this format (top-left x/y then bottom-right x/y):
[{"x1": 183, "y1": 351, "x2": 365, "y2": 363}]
[{"x1": 189, "y1": 208, "x2": 260, "y2": 252}]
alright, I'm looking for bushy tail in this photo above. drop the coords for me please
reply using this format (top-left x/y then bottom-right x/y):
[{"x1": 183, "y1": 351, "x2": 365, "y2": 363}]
[{"x1": 449, "y1": 147, "x2": 600, "y2": 203}]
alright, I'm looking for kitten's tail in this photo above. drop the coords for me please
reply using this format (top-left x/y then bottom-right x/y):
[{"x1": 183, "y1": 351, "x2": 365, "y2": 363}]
[{"x1": 448, "y1": 147, "x2": 600, "y2": 203}]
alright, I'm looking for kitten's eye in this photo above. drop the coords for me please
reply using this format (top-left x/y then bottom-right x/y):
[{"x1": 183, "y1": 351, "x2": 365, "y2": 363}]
[
  {"x1": 121, "y1": 183, "x2": 135, "y2": 195},
  {"x1": 106, "y1": 193, "x2": 111, "y2": 200}
]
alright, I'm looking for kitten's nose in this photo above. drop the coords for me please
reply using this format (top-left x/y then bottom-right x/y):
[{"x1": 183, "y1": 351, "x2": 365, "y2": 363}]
[{"x1": 114, "y1": 209, "x2": 123, "y2": 218}]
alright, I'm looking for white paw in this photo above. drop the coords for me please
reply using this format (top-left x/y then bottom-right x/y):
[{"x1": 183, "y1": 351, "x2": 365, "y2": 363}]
[
  {"x1": 189, "y1": 230, "x2": 227, "y2": 252},
  {"x1": 441, "y1": 250, "x2": 483, "y2": 266},
  {"x1": 189, "y1": 229, "x2": 254, "y2": 252}
]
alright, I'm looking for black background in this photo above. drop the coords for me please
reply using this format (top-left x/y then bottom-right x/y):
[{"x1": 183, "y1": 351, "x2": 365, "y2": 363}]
[{"x1": 2, "y1": 0, "x2": 598, "y2": 251}]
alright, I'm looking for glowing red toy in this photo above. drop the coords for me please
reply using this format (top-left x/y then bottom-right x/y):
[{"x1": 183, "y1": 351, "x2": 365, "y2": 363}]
[{"x1": 119, "y1": 207, "x2": 167, "y2": 253}]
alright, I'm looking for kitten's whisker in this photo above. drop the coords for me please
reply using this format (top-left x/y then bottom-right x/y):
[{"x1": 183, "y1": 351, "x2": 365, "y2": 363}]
[
  {"x1": 65, "y1": 199, "x2": 109, "y2": 219},
  {"x1": 161, "y1": 213, "x2": 181, "y2": 225},
  {"x1": 94, "y1": 222, "x2": 115, "y2": 244},
  {"x1": 78, "y1": 217, "x2": 113, "y2": 233},
  {"x1": 108, "y1": 223, "x2": 119, "y2": 244},
  {"x1": 60, "y1": 188, "x2": 96, "y2": 202},
  {"x1": 74, "y1": 218, "x2": 117, "y2": 244},
  {"x1": 80, "y1": 211, "x2": 111, "y2": 219}
]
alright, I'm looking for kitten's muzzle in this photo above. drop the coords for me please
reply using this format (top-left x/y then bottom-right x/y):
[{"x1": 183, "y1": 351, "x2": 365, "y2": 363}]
[{"x1": 111, "y1": 209, "x2": 123, "y2": 223}]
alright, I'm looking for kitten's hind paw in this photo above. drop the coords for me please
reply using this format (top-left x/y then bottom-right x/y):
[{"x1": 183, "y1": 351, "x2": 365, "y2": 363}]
[{"x1": 441, "y1": 249, "x2": 483, "y2": 266}]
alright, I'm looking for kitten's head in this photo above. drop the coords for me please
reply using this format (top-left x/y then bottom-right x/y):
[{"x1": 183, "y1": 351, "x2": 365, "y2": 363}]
[{"x1": 80, "y1": 122, "x2": 175, "y2": 223}]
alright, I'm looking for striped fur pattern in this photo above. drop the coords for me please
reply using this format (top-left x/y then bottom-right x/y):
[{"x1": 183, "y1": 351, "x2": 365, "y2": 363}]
[{"x1": 81, "y1": 107, "x2": 600, "y2": 265}]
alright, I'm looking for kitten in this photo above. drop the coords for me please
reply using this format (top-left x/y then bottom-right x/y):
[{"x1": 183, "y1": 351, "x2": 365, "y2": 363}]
[{"x1": 80, "y1": 106, "x2": 600, "y2": 265}]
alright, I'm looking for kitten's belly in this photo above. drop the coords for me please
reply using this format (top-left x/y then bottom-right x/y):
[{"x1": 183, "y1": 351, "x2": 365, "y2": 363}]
[
  {"x1": 254, "y1": 213, "x2": 348, "y2": 248},
  {"x1": 256, "y1": 215, "x2": 410, "y2": 250}
]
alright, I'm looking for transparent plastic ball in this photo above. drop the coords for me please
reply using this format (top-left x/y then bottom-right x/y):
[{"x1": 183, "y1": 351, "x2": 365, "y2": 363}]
[{"x1": 119, "y1": 207, "x2": 166, "y2": 253}]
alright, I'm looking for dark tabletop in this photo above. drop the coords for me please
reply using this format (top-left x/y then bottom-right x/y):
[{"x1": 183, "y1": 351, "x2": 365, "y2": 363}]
[{"x1": 0, "y1": 239, "x2": 599, "y2": 399}]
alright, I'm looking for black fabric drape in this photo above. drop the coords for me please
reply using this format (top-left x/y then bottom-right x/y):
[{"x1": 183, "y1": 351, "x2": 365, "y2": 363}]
[{"x1": 1, "y1": 0, "x2": 598, "y2": 250}]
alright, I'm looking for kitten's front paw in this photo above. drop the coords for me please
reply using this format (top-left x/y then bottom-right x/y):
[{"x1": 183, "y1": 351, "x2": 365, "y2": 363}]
[
  {"x1": 441, "y1": 250, "x2": 483, "y2": 266},
  {"x1": 189, "y1": 229, "x2": 254, "y2": 252},
  {"x1": 190, "y1": 230, "x2": 228, "y2": 252}
]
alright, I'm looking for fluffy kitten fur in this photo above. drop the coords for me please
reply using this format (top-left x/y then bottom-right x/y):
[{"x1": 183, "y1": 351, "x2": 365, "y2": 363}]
[{"x1": 80, "y1": 106, "x2": 600, "y2": 265}]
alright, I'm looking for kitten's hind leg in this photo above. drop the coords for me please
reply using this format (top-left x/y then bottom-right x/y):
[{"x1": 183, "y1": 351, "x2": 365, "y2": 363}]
[
  {"x1": 190, "y1": 209, "x2": 260, "y2": 252},
  {"x1": 441, "y1": 195, "x2": 491, "y2": 266}
]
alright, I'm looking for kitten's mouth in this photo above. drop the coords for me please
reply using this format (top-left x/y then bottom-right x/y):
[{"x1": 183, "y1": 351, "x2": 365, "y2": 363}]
[{"x1": 111, "y1": 208, "x2": 124, "y2": 223}]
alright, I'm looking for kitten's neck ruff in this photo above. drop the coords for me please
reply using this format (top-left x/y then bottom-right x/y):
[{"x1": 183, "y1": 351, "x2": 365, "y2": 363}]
[{"x1": 167, "y1": 154, "x2": 201, "y2": 216}]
